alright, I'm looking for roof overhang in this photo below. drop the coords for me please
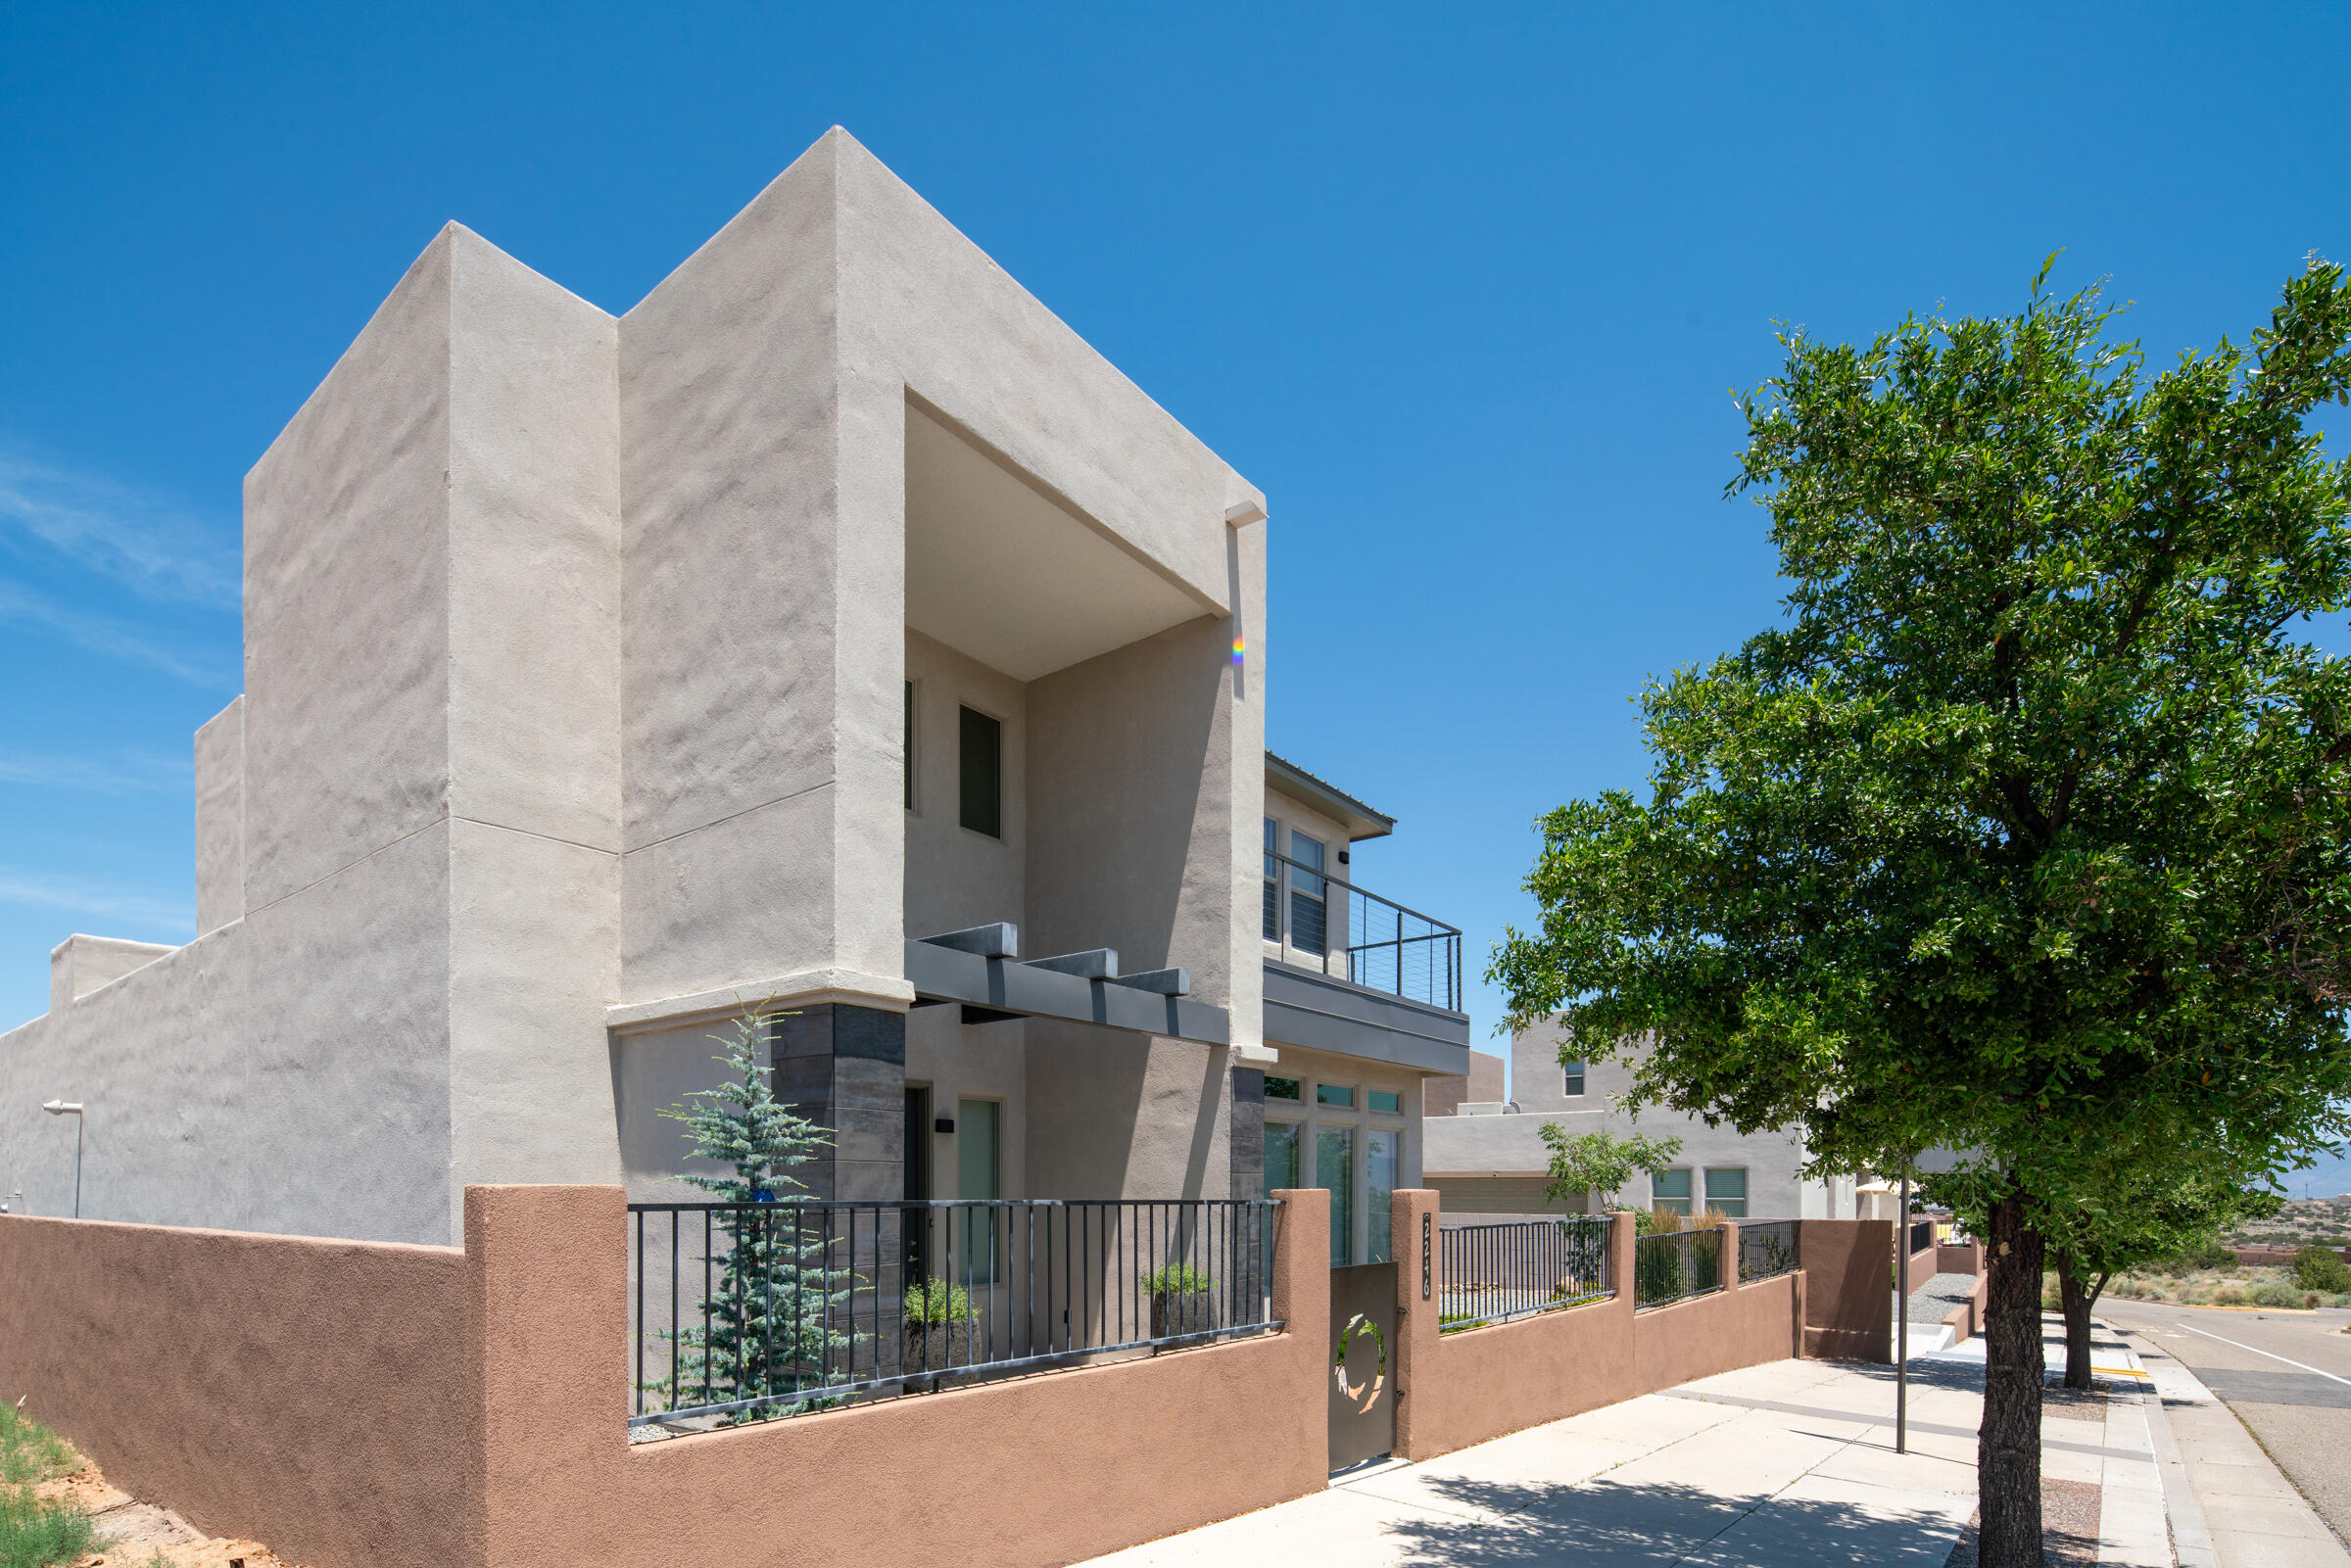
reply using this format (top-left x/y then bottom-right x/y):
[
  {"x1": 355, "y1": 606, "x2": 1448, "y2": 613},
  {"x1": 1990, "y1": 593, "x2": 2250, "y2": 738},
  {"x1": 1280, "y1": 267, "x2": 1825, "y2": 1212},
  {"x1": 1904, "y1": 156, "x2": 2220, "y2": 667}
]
[{"x1": 1265, "y1": 752, "x2": 1394, "y2": 841}]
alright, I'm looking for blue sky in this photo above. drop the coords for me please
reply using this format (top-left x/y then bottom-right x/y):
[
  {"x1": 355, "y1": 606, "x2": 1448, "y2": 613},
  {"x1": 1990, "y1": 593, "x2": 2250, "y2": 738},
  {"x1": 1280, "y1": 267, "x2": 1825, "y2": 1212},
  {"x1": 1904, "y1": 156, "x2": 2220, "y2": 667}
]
[{"x1": 6, "y1": 3, "x2": 2351, "y2": 1192}]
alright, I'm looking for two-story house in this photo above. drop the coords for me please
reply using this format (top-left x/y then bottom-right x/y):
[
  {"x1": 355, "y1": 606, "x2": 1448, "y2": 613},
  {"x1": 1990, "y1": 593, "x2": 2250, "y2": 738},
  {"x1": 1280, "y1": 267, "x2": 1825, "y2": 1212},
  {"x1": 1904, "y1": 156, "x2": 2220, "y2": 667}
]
[
  {"x1": 1423, "y1": 1016, "x2": 1857, "y2": 1222},
  {"x1": 0, "y1": 128, "x2": 1470, "y2": 1260}
]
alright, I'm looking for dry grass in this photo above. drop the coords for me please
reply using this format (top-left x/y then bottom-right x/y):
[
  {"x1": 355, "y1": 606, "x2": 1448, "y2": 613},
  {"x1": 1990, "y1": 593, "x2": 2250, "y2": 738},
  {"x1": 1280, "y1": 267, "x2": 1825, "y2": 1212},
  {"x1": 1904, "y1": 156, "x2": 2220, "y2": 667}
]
[{"x1": 2077, "y1": 1264, "x2": 2351, "y2": 1310}]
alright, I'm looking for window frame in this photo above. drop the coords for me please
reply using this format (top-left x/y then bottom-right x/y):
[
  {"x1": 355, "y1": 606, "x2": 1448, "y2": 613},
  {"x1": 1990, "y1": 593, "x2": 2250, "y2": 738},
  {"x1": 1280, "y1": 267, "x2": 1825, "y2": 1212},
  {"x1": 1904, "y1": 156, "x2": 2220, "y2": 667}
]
[
  {"x1": 1651, "y1": 1165, "x2": 1694, "y2": 1215},
  {"x1": 1703, "y1": 1165, "x2": 1749, "y2": 1218},
  {"x1": 1561, "y1": 1061, "x2": 1585, "y2": 1097}
]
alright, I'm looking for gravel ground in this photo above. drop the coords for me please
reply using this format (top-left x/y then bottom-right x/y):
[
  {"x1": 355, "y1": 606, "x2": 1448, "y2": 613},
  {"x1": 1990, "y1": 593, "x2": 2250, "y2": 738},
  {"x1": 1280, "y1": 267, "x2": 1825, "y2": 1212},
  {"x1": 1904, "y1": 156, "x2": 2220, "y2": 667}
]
[{"x1": 1942, "y1": 1476, "x2": 2104, "y2": 1567}]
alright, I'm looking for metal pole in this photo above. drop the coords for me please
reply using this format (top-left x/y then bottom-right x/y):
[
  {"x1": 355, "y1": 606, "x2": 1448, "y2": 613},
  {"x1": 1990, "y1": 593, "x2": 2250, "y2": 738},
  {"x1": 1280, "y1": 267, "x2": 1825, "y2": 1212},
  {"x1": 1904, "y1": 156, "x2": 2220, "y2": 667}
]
[
  {"x1": 72, "y1": 1116, "x2": 81, "y2": 1219},
  {"x1": 1896, "y1": 1168, "x2": 1910, "y2": 1453}
]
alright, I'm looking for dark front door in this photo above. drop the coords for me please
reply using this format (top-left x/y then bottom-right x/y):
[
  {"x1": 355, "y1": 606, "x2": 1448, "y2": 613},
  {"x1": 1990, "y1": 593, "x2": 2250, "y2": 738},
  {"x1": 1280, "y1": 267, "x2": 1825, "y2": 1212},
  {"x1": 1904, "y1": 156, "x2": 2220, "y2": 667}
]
[{"x1": 1328, "y1": 1261, "x2": 1398, "y2": 1472}]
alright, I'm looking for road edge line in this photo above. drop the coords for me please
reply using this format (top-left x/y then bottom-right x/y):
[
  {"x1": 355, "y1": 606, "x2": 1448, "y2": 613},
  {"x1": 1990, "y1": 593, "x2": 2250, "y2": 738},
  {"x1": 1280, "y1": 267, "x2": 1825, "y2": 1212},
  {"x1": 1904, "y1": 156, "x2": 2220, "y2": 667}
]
[{"x1": 2101, "y1": 1319, "x2": 2217, "y2": 1568}]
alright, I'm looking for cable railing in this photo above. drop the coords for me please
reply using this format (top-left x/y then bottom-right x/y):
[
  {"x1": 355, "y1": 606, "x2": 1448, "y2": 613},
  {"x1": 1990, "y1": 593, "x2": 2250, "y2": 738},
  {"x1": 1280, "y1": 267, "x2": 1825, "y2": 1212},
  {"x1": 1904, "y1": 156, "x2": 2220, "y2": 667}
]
[
  {"x1": 1737, "y1": 1219, "x2": 1797, "y2": 1283},
  {"x1": 1263, "y1": 849, "x2": 1462, "y2": 1012},
  {"x1": 627, "y1": 1198, "x2": 1279, "y2": 1430},
  {"x1": 1439, "y1": 1215, "x2": 1614, "y2": 1331},
  {"x1": 1633, "y1": 1225, "x2": 1727, "y2": 1308}
]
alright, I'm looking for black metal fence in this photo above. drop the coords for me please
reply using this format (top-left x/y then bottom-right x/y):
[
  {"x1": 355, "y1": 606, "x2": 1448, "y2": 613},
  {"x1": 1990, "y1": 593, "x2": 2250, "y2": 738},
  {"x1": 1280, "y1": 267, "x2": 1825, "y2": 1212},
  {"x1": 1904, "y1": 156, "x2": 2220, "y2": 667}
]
[
  {"x1": 1633, "y1": 1226, "x2": 1726, "y2": 1308},
  {"x1": 1438, "y1": 1216, "x2": 1614, "y2": 1331},
  {"x1": 628, "y1": 1198, "x2": 1279, "y2": 1429},
  {"x1": 1906, "y1": 1218, "x2": 1935, "y2": 1258},
  {"x1": 1264, "y1": 850, "x2": 1462, "y2": 1012},
  {"x1": 1737, "y1": 1219, "x2": 1798, "y2": 1283}
]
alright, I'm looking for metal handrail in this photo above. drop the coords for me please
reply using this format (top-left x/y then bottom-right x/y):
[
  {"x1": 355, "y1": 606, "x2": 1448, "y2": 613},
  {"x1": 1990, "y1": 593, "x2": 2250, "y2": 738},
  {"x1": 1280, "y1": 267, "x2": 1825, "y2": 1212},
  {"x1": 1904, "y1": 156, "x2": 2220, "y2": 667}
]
[{"x1": 1263, "y1": 848, "x2": 1463, "y2": 1012}]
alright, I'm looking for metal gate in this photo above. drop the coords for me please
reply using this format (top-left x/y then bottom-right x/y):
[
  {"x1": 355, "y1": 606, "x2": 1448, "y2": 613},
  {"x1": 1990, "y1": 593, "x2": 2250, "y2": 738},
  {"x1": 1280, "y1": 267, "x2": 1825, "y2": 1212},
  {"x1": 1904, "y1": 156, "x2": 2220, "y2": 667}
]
[{"x1": 1328, "y1": 1262, "x2": 1397, "y2": 1472}]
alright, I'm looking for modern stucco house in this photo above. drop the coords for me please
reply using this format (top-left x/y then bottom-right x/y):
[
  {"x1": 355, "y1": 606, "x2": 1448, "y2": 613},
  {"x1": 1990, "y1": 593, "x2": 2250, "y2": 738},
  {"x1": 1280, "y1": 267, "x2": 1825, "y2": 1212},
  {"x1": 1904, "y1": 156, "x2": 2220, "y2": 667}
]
[
  {"x1": 0, "y1": 128, "x2": 1470, "y2": 1257},
  {"x1": 1423, "y1": 1017, "x2": 1857, "y2": 1222}
]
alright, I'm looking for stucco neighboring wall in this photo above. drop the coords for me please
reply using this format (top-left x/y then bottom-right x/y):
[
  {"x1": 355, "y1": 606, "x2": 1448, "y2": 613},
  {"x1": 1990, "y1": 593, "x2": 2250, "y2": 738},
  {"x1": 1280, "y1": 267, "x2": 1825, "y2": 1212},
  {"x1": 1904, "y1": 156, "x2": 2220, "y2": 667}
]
[
  {"x1": 0, "y1": 1185, "x2": 1332, "y2": 1568},
  {"x1": 1388, "y1": 1192, "x2": 1809, "y2": 1462},
  {"x1": 0, "y1": 1213, "x2": 469, "y2": 1568}
]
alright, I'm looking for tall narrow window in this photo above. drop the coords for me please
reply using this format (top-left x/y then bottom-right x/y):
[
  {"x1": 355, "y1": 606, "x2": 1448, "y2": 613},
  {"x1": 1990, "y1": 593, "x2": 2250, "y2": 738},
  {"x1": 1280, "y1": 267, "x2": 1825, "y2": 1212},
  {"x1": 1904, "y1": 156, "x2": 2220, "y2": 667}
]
[
  {"x1": 1367, "y1": 1128, "x2": 1398, "y2": 1264},
  {"x1": 904, "y1": 681, "x2": 916, "y2": 811},
  {"x1": 1289, "y1": 830, "x2": 1327, "y2": 956},
  {"x1": 1318, "y1": 1124, "x2": 1355, "y2": 1265},
  {"x1": 957, "y1": 1098, "x2": 1000, "y2": 1282},
  {"x1": 959, "y1": 705, "x2": 1001, "y2": 837},
  {"x1": 1562, "y1": 1062, "x2": 1585, "y2": 1097},
  {"x1": 1262, "y1": 818, "x2": 1280, "y2": 942},
  {"x1": 1265, "y1": 1120, "x2": 1301, "y2": 1190}
]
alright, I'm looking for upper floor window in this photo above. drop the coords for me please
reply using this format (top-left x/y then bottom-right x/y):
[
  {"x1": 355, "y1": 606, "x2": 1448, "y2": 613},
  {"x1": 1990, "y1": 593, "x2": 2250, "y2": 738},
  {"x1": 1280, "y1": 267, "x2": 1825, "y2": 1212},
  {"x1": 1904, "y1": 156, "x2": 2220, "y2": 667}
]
[
  {"x1": 1316, "y1": 1082, "x2": 1354, "y2": 1108},
  {"x1": 904, "y1": 681, "x2": 916, "y2": 811},
  {"x1": 1262, "y1": 818, "x2": 1280, "y2": 942},
  {"x1": 1265, "y1": 1075, "x2": 1302, "y2": 1102},
  {"x1": 1289, "y1": 830, "x2": 1327, "y2": 955},
  {"x1": 1367, "y1": 1089, "x2": 1401, "y2": 1116},
  {"x1": 1652, "y1": 1166, "x2": 1692, "y2": 1216},
  {"x1": 959, "y1": 705, "x2": 1001, "y2": 837},
  {"x1": 1562, "y1": 1062, "x2": 1585, "y2": 1097}
]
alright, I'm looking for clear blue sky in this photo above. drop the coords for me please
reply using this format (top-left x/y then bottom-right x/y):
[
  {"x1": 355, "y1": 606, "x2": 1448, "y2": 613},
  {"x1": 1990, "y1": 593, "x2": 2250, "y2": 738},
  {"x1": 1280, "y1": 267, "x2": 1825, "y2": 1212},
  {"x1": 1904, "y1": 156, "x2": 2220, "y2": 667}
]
[{"x1": 6, "y1": 4, "x2": 2350, "y2": 1191}]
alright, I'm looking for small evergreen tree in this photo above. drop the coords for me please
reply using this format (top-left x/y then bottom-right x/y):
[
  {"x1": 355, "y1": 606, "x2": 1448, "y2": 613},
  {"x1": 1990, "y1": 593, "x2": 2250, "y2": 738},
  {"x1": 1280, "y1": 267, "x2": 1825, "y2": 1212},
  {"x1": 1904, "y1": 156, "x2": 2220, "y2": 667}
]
[{"x1": 651, "y1": 1003, "x2": 845, "y2": 1420}]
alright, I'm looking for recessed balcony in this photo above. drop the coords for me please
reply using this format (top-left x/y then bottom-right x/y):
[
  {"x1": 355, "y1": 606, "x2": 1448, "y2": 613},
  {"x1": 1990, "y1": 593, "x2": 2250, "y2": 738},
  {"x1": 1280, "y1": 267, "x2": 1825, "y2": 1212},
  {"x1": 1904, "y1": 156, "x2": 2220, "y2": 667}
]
[{"x1": 1261, "y1": 851, "x2": 1469, "y2": 1073}]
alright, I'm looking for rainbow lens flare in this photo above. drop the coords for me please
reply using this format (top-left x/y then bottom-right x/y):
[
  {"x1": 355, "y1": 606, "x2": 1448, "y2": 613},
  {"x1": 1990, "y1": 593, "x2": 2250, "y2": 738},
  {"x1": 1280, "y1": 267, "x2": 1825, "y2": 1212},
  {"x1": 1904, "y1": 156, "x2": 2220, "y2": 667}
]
[{"x1": 1231, "y1": 637, "x2": 1245, "y2": 665}]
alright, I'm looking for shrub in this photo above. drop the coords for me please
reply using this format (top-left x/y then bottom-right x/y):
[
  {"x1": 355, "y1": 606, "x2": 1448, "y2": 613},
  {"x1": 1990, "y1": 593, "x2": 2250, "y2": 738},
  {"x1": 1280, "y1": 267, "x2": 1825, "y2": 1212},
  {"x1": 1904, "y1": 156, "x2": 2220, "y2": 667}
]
[
  {"x1": 903, "y1": 1279, "x2": 975, "y2": 1323},
  {"x1": 2167, "y1": 1241, "x2": 2241, "y2": 1272},
  {"x1": 2292, "y1": 1247, "x2": 2351, "y2": 1294},
  {"x1": 2250, "y1": 1279, "x2": 2302, "y2": 1309},
  {"x1": 0, "y1": 1484, "x2": 104, "y2": 1568},
  {"x1": 1141, "y1": 1263, "x2": 1216, "y2": 1296},
  {"x1": 2212, "y1": 1285, "x2": 2248, "y2": 1307}
]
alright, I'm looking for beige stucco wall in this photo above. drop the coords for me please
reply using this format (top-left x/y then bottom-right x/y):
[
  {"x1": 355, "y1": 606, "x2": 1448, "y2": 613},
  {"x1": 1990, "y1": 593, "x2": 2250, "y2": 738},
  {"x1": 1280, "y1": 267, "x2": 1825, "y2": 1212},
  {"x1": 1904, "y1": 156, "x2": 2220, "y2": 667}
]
[
  {"x1": 3, "y1": 126, "x2": 1267, "y2": 1244},
  {"x1": 1423, "y1": 1017, "x2": 1850, "y2": 1222}
]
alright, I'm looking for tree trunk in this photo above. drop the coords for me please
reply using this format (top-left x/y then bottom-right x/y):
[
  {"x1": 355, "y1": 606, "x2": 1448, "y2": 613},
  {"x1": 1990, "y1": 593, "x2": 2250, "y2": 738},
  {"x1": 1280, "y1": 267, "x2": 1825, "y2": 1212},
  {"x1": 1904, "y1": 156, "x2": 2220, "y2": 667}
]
[
  {"x1": 1980, "y1": 1190, "x2": 2045, "y2": 1567},
  {"x1": 2057, "y1": 1250, "x2": 2093, "y2": 1391}
]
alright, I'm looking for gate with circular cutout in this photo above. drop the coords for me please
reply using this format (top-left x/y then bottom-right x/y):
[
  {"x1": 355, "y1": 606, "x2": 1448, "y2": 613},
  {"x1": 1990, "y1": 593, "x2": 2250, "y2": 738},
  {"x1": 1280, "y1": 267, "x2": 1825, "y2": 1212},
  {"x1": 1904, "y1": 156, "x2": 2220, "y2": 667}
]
[{"x1": 1327, "y1": 1262, "x2": 1397, "y2": 1471}]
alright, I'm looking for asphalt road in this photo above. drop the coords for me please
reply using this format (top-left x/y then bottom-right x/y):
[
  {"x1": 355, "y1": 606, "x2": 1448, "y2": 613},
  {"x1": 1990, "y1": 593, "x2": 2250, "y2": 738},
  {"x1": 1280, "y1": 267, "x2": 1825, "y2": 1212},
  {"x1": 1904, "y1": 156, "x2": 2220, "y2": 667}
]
[{"x1": 2099, "y1": 1297, "x2": 2351, "y2": 1548}]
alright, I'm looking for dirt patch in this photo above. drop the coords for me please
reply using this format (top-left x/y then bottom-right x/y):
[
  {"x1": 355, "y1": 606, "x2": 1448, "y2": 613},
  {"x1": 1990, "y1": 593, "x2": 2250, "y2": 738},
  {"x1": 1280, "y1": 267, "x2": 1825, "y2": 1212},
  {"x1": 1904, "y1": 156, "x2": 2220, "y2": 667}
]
[
  {"x1": 2039, "y1": 1386, "x2": 2109, "y2": 1423},
  {"x1": 29, "y1": 1461, "x2": 302, "y2": 1568},
  {"x1": 1942, "y1": 1477, "x2": 2102, "y2": 1567}
]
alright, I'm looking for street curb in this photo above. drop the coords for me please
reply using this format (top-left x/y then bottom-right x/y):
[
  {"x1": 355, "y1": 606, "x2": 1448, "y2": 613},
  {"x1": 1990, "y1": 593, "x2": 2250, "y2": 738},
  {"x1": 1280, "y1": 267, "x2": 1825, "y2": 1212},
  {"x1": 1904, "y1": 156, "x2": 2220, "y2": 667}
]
[{"x1": 2103, "y1": 1319, "x2": 2218, "y2": 1568}]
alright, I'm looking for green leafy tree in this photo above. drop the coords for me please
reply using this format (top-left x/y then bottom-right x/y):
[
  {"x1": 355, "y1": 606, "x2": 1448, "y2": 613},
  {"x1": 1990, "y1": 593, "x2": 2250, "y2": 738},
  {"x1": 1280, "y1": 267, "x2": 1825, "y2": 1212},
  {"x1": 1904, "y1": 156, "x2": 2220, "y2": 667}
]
[
  {"x1": 1493, "y1": 259, "x2": 2351, "y2": 1566},
  {"x1": 653, "y1": 1004, "x2": 846, "y2": 1421},
  {"x1": 2035, "y1": 1129, "x2": 2280, "y2": 1386},
  {"x1": 1537, "y1": 1122, "x2": 1684, "y2": 1211}
]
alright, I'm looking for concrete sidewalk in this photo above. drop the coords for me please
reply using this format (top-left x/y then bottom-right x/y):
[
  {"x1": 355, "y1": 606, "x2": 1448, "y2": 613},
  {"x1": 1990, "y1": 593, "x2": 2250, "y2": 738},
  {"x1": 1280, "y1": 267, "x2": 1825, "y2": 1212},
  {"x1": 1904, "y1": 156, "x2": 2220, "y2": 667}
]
[
  {"x1": 1079, "y1": 1344, "x2": 2172, "y2": 1566},
  {"x1": 2102, "y1": 1313, "x2": 2351, "y2": 1568}
]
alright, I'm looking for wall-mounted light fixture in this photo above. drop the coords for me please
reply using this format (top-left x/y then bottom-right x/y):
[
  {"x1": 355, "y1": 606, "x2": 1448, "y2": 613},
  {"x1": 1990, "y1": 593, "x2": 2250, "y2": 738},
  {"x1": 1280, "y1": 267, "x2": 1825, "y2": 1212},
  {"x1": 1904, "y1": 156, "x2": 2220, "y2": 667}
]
[{"x1": 41, "y1": 1101, "x2": 83, "y2": 1218}]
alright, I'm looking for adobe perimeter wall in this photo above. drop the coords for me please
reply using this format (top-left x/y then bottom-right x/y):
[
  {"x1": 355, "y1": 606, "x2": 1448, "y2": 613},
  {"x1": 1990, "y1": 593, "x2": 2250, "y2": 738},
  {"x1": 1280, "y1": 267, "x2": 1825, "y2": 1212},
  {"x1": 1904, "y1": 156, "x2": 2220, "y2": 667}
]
[
  {"x1": 1, "y1": 1186, "x2": 1331, "y2": 1568},
  {"x1": 1389, "y1": 1194, "x2": 1812, "y2": 1462},
  {"x1": 1799, "y1": 1217, "x2": 1893, "y2": 1361},
  {"x1": 0, "y1": 1213, "x2": 471, "y2": 1568},
  {"x1": 472, "y1": 1184, "x2": 1330, "y2": 1568}
]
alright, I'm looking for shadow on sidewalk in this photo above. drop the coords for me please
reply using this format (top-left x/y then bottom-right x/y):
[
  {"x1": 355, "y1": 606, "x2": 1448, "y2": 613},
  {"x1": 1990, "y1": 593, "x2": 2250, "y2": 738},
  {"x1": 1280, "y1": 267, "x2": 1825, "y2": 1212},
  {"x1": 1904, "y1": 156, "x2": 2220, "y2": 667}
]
[{"x1": 1381, "y1": 1476, "x2": 1965, "y2": 1566}]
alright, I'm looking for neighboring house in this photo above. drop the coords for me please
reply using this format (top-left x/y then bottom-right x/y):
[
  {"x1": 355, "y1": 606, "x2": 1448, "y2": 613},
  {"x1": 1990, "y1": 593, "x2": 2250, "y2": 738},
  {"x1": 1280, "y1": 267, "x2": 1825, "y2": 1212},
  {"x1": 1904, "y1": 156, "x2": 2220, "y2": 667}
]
[
  {"x1": 0, "y1": 128, "x2": 1469, "y2": 1254},
  {"x1": 1423, "y1": 1016, "x2": 1857, "y2": 1222}
]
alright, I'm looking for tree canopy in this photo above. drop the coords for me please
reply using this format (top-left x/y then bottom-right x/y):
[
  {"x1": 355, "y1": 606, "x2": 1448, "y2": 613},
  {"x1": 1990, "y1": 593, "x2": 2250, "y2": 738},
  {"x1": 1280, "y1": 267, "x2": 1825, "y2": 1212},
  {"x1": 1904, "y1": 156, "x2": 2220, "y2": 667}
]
[{"x1": 1492, "y1": 258, "x2": 2351, "y2": 1565}]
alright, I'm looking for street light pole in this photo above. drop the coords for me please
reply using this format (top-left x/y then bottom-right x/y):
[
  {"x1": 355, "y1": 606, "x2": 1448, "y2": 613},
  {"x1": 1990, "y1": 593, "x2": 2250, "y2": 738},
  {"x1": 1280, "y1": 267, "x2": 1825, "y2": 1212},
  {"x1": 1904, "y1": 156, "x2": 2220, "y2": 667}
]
[
  {"x1": 1896, "y1": 1166, "x2": 1911, "y2": 1454},
  {"x1": 41, "y1": 1101, "x2": 83, "y2": 1218}
]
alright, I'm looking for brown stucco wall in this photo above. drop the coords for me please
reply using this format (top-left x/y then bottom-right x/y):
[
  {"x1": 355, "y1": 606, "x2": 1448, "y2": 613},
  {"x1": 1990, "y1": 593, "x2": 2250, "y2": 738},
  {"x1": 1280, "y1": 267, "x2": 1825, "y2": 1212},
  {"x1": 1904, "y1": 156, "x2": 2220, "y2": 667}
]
[
  {"x1": 471, "y1": 1183, "x2": 1332, "y2": 1568},
  {"x1": 2, "y1": 1187, "x2": 1331, "y2": 1568},
  {"x1": 0, "y1": 1213, "x2": 470, "y2": 1568},
  {"x1": 1390, "y1": 1197, "x2": 1812, "y2": 1462},
  {"x1": 1904, "y1": 1241, "x2": 1941, "y2": 1296},
  {"x1": 1799, "y1": 1218, "x2": 1893, "y2": 1361}
]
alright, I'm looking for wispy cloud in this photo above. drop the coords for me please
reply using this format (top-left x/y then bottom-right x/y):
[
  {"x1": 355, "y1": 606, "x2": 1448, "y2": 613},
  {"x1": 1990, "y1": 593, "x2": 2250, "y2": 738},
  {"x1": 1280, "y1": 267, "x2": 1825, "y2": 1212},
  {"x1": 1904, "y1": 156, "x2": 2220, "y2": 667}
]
[
  {"x1": 0, "y1": 872, "x2": 192, "y2": 936},
  {"x1": 0, "y1": 750, "x2": 190, "y2": 795},
  {"x1": 0, "y1": 579, "x2": 231, "y2": 686},
  {"x1": 0, "y1": 452, "x2": 239, "y2": 610}
]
